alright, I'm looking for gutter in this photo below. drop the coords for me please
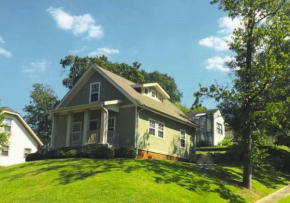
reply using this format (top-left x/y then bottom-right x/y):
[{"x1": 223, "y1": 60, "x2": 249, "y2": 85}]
[{"x1": 136, "y1": 105, "x2": 145, "y2": 156}]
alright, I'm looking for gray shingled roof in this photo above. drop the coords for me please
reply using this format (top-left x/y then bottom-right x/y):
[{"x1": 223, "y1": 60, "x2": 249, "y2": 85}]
[
  {"x1": 186, "y1": 109, "x2": 219, "y2": 117},
  {"x1": 97, "y1": 66, "x2": 197, "y2": 127},
  {"x1": 1, "y1": 106, "x2": 19, "y2": 114}
]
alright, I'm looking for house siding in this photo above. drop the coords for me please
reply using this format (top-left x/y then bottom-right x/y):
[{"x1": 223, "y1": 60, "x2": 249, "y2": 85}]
[
  {"x1": 54, "y1": 115, "x2": 68, "y2": 148},
  {"x1": 67, "y1": 72, "x2": 132, "y2": 107},
  {"x1": 0, "y1": 114, "x2": 39, "y2": 166},
  {"x1": 138, "y1": 109, "x2": 195, "y2": 159}
]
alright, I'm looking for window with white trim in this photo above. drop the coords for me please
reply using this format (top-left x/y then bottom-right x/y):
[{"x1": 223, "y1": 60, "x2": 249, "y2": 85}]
[
  {"x1": 144, "y1": 88, "x2": 149, "y2": 94},
  {"x1": 4, "y1": 118, "x2": 12, "y2": 132},
  {"x1": 1, "y1": 145, "x2": 9, "y2": 156},
  {"x1": 149, "y1": 119, "x2": 156, "y2": 136},
  {"x1": 72, "y1": 122, "x2": 82, "y2": 142},
  {"x1": 216, "y1": 123, "x2": 223, "y2": 134},
  {"x1": 151, "y1": 89, "x2": 156, "y2": 98},
  {"x1": 24, "y1": 148, "x2": 31, "y2": 158},
  {"x1": 90, "y1": 82, "x2": 100, "y2": 102},
  {"x1": 180, "y1": 130, "x2": 186, "y2": 148},
  {"x1": 158, "y1": 122, "x2": 165, "y2": 138},
  {"x1": 108, "y1": 117, "x2": 115, "y2": 132}
]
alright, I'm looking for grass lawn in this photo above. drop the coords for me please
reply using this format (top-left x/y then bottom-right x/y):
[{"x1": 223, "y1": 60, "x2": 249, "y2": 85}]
[
  {"x1": 0, "y1": 158, "x2": 289, "y2": 203},
  {"x1": 277, "y1": 195, "x2": 290, "y2": 203}
]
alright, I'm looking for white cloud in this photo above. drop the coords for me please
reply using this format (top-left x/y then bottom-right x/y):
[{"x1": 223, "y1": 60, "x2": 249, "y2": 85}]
[
  {"x1": 0, "y1": 47, "x2": 12, "y2": 58},
  {"x1": 0, "y1": 36, "x2": 5, "y2": 44},
  {"x1": 47, "y1": 7, "x2": 104, "y2": 39},
  {"x1": 205, "y1": 56, "x2": 234, "y2": 72},
  {"x1": 199, "y1": 16, "x2": 242, "y2": 51},
  {"x1": 23, "y1": 60, "x2": 50, "y2": 78},
  {"x1": 89, "y1": 48, "x2": 119, "y2": 56},
  {"x1": 199, "y1": 36, "x2": 229, "y2": 51}
]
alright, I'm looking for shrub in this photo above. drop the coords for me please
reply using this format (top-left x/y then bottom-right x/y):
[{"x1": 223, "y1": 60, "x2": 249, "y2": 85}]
[
  {"x1": 218, "y1": 139, "x2": 232, "y2": 147},
  {"x1": 64, "y1": 149, "x2": 78, "y2": 158},
  {"x1": 197, "y1": 141, "x2": 208, "y2": 147},
  {"x1": 115, "y1": 146, "x2": 136, "y2": 158},
  {"x1": 78, "y1": 145, "x2": 94, "y2": 158},
  {"x1": 26, "y1": 152, "x2": 43, "y2": 162},
  {"x1": 92, "y1": 145, "x2": 114, "y2": 159},
  {"x1": 43, "y1": 150, "x2": 57, "y2": 159}
]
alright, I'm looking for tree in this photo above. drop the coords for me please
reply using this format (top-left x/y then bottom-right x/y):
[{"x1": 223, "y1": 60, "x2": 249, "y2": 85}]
[
  {"x1": 0, "y1": 103, "x2": 9, "y2": 146},
  {"x1": 174, "y1": 103, "x2": 190, "y2": 114},
  {"x1": 60, "y1": 55, "x2": 182, "y2": 103},
  {"x1": 23, "y1": 84, "x2": 59, "y2": 142},
  {"x1": 194, "y1": 0, "x2": 290, "y2": 189}
]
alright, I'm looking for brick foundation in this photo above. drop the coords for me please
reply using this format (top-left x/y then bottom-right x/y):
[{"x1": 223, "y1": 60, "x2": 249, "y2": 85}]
[{"x1": 137, "y1": 149, "x2": 188, "y2": 162}]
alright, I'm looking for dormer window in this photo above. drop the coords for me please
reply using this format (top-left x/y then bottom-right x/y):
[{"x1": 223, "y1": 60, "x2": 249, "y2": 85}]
[
  {"x1": 151, "y1": 89, "x2": 156, "y2": 98},
  {"x1": 145, "y1": 88, "x2": 149, "y2": 94},
  {"x1": 90, "y1": 82, "x2": 100, "y2": 102}
]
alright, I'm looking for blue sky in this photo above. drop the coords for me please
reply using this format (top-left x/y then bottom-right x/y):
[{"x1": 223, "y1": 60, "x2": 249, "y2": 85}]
[{"x1": 0, "y1": 0, "x2": 239, "y2": 115}]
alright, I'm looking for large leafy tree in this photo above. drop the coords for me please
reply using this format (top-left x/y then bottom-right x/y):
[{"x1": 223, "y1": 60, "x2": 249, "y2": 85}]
[
  {"x1": 60, "y1": 55, "x2": 182, "y2": 103},
  {"x1": 23, "y1": 84, "x2": 59, "y2": 142},
  {"x1": 0, "y1": 102, "x2": 9, "y2": 146},
  {"x1": 194, "y1": 0, "x2": 290, "y2": 189}
]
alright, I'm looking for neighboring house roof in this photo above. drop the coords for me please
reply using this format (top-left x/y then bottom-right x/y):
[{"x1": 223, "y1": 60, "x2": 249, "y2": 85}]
[
  {"x1": 1, "y1": 107, "x2": 43, "y2": 146},
  {"x1": 186, "y1": 109, "x2": 219, "y2": 117},
  {"x1": 54, "y1": 64, "x2": 197, "y2": 128}
]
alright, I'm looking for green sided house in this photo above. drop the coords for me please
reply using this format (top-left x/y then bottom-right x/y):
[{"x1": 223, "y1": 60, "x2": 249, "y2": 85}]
[{"x1": 49, "y1": 65, "x2": 198, "y2": 161}]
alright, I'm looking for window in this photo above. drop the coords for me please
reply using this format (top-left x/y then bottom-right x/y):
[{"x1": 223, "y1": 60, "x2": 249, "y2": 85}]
[
  {"x1": 157, "y1": 92, "x2": 163, "y2": 102},
  {"x1": 24, "y1": 148, "x2": 31, "y2": 158},
  {"x1": 72, "y1": 122, "x2": 82, "y2": 142},
  {"x1": 108, "y1": 117, "x2": 115, "y2": 132},
  {"x1": 151, "y1": 89, "x2": 156, "y2": 98},
  {"x1": 4, "y1": 118, "x2": 12, "y2": 132},
  {"x1": 149, "y1": 119, "x2": 156, "y2": 136},
  {"x1": 180, "y1": 130, "x2": 186, "y2": 148},
  {"x1": 1, "y1": 145, "x2": 9, "y2": 156},
  {"x1": 144, "y1": 88, "x2": 149, "y2": 94},
  {"x1": 90, "y1": 82, "x2": 100, "y2": 102},
  {"x1": 158, "y1": 122, "x2": 165, "y2": 138},
  {"x1": 148, "y1": 119, "x2": 165, "y2": 138},
  {"x1": 217, "y1": 123, "x2": 223, "y2": 134}
]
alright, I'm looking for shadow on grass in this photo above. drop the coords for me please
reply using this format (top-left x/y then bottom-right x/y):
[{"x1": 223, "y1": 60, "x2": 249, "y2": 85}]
[{"x1": 2, "y1": 158, "x2": 290, "y2": 203}]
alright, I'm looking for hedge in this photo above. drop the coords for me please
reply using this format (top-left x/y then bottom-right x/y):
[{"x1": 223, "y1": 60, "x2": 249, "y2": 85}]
[{"x1": 26, "y1": 145, "x2": 136, "y2": 162}]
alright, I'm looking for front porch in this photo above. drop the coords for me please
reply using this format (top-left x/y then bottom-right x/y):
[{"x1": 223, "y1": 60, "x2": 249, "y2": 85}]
[{"x1": 50, "y1": 101, "x2": 122, "y2": 149}]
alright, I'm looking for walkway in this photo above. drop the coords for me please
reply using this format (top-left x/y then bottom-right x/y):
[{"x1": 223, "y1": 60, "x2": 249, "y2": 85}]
[{"x1": 255, "y1": 184, "x2": 290, "y2": 203}]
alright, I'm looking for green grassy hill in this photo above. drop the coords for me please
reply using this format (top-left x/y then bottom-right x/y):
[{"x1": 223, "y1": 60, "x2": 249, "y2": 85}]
[{"x1": 0, "y1": 158, "x2": 289, "y2": 203}]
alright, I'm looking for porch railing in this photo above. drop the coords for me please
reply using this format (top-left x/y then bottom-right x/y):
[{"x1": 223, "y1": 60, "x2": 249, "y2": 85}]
[{"x1": 87, "y1": 130, "x2": 119, "y2": 147}]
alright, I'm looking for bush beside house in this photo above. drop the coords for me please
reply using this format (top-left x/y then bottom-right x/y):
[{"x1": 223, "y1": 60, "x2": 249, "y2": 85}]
[{"x1": 26, "y1": 145, "x2": 136, "y2": 161}]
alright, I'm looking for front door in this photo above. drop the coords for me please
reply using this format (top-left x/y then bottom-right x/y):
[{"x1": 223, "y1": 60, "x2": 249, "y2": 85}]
[
  {"x1": 72, "y1": 122, "x2": 82, "y2": 145},
  {"x1": 88, "y1": 120, "x2": 99, "y2": 144}
]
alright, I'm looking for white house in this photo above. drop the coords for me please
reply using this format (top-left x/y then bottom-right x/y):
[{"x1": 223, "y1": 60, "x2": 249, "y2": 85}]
[
  {"x1": 186, "y1": 109, "x2": 225, "y2": 146},
  {"x1": 0, "y1": 107, "x2": 43, "y2": 166}
]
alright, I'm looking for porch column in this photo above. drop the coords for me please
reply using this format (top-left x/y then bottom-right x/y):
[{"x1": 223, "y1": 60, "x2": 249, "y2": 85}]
[
  {"x1": 66, "y1": 113, "x2": 72, "y2": 147},
  {"x1": 100, "y1": 109, "x2": 108, "y2": 144},
  {"x1": 82, "y1": 110, "x2": 90, "y2": 145}
]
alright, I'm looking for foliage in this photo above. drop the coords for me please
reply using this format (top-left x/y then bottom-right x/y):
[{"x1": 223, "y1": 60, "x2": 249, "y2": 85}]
[
  {"x1": 196, "y1": 146, "x2": 230, "y2": 152},
  {"x1": 60, "y1": 55, "x2": 182, "y2": 103},
  {"x1": 114, "y1": 146, "x2": 136, "y2": 158},
  {"x1": 23, "y1": 84, "x2": 59, "y2": 142},
  {"x1": 25, "y1": 152, "x2": 43, "y2": 161},
  {"x1": 218, "y1": 139, "x2": 232, "y2": 147},
  {"x1": 92, "y1": 145, "x2": 114, "y2": 159},
  {"x1": 174, "y1": 103, "x2": 190, "y2": 114},
  {"x1": 195, "y1": 0, "x2": 290, "y2": 189},
  {"x1": 0, "y1": 105, "x2": 9, "y2": 147},
  {"x1": 2, "y1": 159, "x2": 290, "y2": 203},
  {"x1": 77, "y1": 145, "x2": 94, "y2": 158}
]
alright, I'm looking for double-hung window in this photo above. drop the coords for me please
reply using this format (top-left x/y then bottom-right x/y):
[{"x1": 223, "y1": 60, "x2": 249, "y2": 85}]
[
  {"x1": 180, "y1": 130, "x2": 186, "y2": 148},
  {"x1": 151, "y1": 89, "x2": 156, "y2": 98},
  {"x1": 148, "y1": 119, "x2": 165, "y2": 138},
  {"x1": 72, "y1": 122, "x2": 82, "y2": 142},
  {"x1": 107, "y1": 117, "x2": 116, "y2": 138},
  {"x1": 158, "y1": 122, "x2": 165, "y2": 138},
  {"x1": 149, "y1": 119, "x2": 156, "y2": 136},
  {"x1": 90, "y1": 82, "x2": 100, "y2": 102},
  {"x1": 24, "y1": 148, "x2": 31, "y2": 158},
  {"x1": 1, "y1": 145, "x2": 9, "y2": 156},
  {"x1": 216, "y1": 123, "x2": 223, "y2": 134},
  {"x1": 4, "y1": 118, "x2": 12, "y2": 132}
]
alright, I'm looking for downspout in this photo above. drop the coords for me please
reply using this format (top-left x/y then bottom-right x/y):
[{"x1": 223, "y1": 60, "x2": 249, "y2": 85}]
[
  {"x1": 101, "y1": 103, "x2": 109, "y2": 145},
  {"x1": 136, "y1": 105, "x2": 145, "y2": 157}
]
